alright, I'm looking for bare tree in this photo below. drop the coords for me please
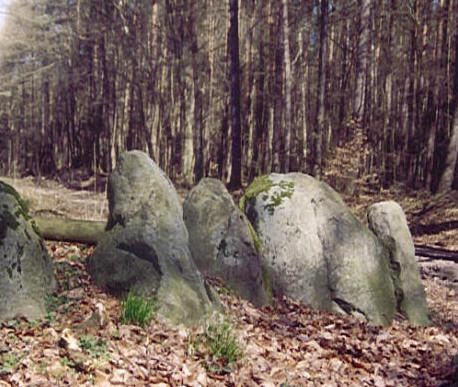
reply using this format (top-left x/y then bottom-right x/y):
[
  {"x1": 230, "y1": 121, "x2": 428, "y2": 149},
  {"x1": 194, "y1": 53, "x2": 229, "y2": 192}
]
[{"x1": 228, "y1": 0, "x2": 242, "y2": 189}]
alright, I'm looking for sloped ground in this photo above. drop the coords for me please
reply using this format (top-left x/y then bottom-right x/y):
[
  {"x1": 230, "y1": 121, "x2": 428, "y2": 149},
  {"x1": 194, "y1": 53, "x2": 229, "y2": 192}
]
[
  {"x1": 0, "y1": 241, "x2": 456, "y2": 387},
  {"x1": 0, "y1": 174, "x2": 457, "y2": 386},
  {"x1": 345, "y1": 188, "x2": 458, "y2": 252},
  {"x1": 322, "y1": 127, "x2": 458, "y2": 252},
  {"x1": 2, "y1": 174, "x2": 456, "y2": 251},
  {"x1": 0, "y1": 176, "x2": 108, "y2": 221}
]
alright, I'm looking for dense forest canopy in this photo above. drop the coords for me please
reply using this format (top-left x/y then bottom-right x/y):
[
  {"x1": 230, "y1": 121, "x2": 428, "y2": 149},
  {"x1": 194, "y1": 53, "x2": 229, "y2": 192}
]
[{"x1": 0, "y1": 0, "x2": 457, "y2": 192}]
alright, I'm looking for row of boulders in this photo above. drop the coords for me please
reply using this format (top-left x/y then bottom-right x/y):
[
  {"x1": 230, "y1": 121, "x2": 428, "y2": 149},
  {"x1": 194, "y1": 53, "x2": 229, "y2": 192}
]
[
  {"x1": 0, "y1": 151, "x2": 430, "y2": 327},
  {"x1": 240, "y1": 173, "x2": 429, "y2": 326}
]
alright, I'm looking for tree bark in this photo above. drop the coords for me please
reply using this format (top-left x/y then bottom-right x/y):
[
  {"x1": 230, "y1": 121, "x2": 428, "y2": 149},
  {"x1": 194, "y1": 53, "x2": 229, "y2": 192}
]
[
  {"x1": 228, "y1": 0, "x2": 243, "y2": 189},
  {"x1": 438, "y1": 106, "x2": 458, "y2": 193},
  {"x1": 190, "y1": 10, "x2": 204, "y2": 184},
  {"x1": 282, "y1": 0, "x2": 293, "y2": 172},
  {"x1": 354, "y1": 0, "x2": 370, "y2": 122},
  {"x1": 437, "y1": 33, "x2": 458, "y2": 193},
  {"x1": 313, "y1": 0, "x2": 328, "y2": 178}
]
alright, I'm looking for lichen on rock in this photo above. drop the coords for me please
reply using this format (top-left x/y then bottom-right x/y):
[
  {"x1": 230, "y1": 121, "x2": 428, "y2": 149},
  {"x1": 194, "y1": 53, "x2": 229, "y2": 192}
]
[
  {"x1": 239, "y1": 175, "x2": 274, "y2": 213},
  {"x1": 0, "y1": 181, "x2": 31, "y2": 221},
  {"x1": 240, "y1": 175, "x2": 295, "y2": 216},
  {"x1": 242, "y1": 172, "x2": 398, "y2": 326}
]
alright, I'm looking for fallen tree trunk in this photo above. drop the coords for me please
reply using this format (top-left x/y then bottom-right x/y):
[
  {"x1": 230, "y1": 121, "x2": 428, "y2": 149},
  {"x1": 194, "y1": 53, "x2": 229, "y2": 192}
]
[
  {"x1": 415, "y1": 245, "x2": 458, "y2": 263},
  {"x1": 34, "y1": 217, "x2": 105, "y2": 244},
  {"x1": 33, "y1": 217, "x2": 458, "y2": 263},
  {"x1": 411, "y1": 220, "x2": 458, "y2": 236}
]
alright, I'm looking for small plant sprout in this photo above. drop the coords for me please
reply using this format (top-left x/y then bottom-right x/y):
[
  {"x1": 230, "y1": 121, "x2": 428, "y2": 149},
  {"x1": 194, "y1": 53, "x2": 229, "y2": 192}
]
[
  {"x1": 0, "y1": 353, "x2": 20, "y2": 374},
  {"x1": 120, "y1": 291, "x2": 156, "y2": 327},
  {"x1": 204, "y1": 316, "x2": 242, "y2": 371},
  {"x1": 78, "y1": 335, "x2": 108, "y2": 359}
]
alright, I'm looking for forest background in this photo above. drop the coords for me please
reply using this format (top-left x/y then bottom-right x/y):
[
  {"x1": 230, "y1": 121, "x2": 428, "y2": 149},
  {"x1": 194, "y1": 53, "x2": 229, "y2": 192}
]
[
  {"x1": 0, "y1": 0, "x2": 457, "y2": 193},
  {"x1": 0, "y1": 2, "x2": 457, "y2": 385}
]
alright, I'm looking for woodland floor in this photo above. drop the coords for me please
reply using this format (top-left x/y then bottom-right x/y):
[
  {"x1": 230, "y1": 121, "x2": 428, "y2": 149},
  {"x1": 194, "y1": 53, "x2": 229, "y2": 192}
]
[{"x1": 0, "y1": 175, "x2": 457, "y2": 386}]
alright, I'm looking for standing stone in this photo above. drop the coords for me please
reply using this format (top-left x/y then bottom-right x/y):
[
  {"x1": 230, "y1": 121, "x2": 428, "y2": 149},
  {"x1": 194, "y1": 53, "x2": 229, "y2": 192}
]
[
  {"x1": 87, "y1": 151, "x2": 216, "y2": 325},
  {"x1": 242, "y1": 173, "x2": 396, "y2": 325},
  {"x1": 368, "y1": 201, "x2": 430, "y2": 326},
  {"x1": 0, "y1": 181, "x2": 55, "y2": 321},
  {"x1": 183, "y1": 178, "x2": 270, "y2": 307}
]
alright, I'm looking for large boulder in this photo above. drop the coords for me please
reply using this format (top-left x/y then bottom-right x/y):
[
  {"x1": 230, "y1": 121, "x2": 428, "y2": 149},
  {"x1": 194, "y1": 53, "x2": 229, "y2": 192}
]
[
  {"x1": 87, "y1": 151, "x2": 216, "y2": 325},
  {"x1": 183, "y1": 178, "x2": 270, "y2": 307},
  {"x1": 0, "y1": 181, "x2": 55, "y2": 321},
  {"x1": 368, "y1": 201, "x2": 430, "y2": 326},
  {"x1": 241, "y1": 173, "x2": 396, "y2": 325}
]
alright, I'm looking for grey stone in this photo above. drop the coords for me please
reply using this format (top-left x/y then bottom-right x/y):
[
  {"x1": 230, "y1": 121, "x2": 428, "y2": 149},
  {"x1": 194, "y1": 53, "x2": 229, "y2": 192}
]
[
  {"x1": 368, "y1": 201, "x2": 430, "y2": 326},
  {"x1": 242, "y1": 173, "x2": 396, "y2": 325},
  {"x1": 87, "y1": 151, "x2": 216, "y2": 325},
  {"x1": 0, "y1": 181, "x2": 55, "y2": 321},
  {"x1": 183, "y1": 178, "x2": 270, "y2": 306}
]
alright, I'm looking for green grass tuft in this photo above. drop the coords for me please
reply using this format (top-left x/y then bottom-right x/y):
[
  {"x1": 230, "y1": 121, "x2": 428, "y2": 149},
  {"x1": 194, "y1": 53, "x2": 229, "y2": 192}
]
[
  {"x1": 204, "y1": 318, "x2": 241, "y2": 368},
  {"x1": 120, "y1": 291, "x2": 156, "y2": 327}
]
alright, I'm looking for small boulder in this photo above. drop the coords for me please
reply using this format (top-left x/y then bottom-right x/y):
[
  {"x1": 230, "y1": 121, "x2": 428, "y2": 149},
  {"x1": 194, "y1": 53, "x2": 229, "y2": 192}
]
[
  {"x1": 0, "y1": 181, "x2": 55, "y2": 321},
  {"x1": 87, "y1": 151, "x2": 216, "y2": 325},
  {"x1": 368, "y1": 201, "x2": 430, "y2": 326},
  {"x1": 242, "y1": 173, "x2": 396, "y2": 325},
  {"x1": 183, "y1": 178, "x2": 270, "y2": 306}
]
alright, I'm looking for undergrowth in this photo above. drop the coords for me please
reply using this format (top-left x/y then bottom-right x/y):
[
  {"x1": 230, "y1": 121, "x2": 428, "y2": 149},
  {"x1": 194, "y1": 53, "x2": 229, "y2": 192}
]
[
  {"x1": 78, "y1": 335, "x2": 108, "y2": 359},
  {"x1": 188, "y1": 316, "x2": 242, "y2": 374},
  {"x1": 120, "y1": 291, "x2": 156, "y2": 327}
]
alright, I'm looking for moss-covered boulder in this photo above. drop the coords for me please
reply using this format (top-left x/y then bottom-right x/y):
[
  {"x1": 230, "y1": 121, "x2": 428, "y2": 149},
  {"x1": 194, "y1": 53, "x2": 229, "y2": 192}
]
[
  {"x1": 87, "y1": 151, "x2": 217, "y2": 325},
  {"x1": 183, "y1": 178, "x2": 270, "y2": 307},
  {"x1": 0, "y1": 181, "x2": 55, "y2": 321},
  {"x1": 368, "y1": 201, "x2": 430, "y2": 326},
  {"x1": 242, "y1": 173, "x2": 396, "y2": 326}
]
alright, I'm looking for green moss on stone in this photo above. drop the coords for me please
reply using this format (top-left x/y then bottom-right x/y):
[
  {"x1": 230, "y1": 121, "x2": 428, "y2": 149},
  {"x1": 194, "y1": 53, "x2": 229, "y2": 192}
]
[
  {"x1": 30, "y1": 220, "x2": 41, "y2": 236},
  {"x1": 239, "y1": 175, "x2": 274, "y2": 213},
  {"x1": 247, "y1": 221, "x2": 262, "y2": 253},
  {"x1": 365, "y1": 269, "x2": 396, "y2": 326},
  {"x1": 158, "y1": 276, "x2": 213, "y2": 326},
  {"x1": 263, "y1": 181, "x2": 294, "y2": 215},
  {"x1": 0, "y1": 181, "x2": 31, "y2": 220},
  {"x1": 240, "y1": 175, "x2": 294, "y2": 216}
]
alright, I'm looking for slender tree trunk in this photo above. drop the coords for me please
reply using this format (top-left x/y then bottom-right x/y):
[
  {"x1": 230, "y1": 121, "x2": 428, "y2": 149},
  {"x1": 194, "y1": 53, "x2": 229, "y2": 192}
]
[
  {"x1": 282, "y1": 0, "x2": 293, "y2": 172},
  {"x1": 189, "y1": 8, "x2": 204, "y2": 184},
  {"x1": 228, "y1": 0, "x2": 242, "y2": 189},
  {"x1": 272, "y1": 10, "x2": 283, "y2": 173},
  {"x1": 354, "y1": 0, "x2": 370, "y2": 123},
  {"x1": 249, "y1": 0, "x2": 265, "y2": 180},
  {"x1": 298, "y1": 29, "x2": 307, "y2": 172},
  {"x1": 314, "y1": 0, "x2": 328, "y2": 178},
  {"x1": 437, "y1": 108, "x2": 458, "y2": 192},
  {"x1": 338, "y1": 16, "x2": 349, "y2": 141},
  {"x1": 382, "y1": 0, "x2": 396, "y2": 187},
  {"x1": 437, "y1": 33, "x2": 458, "y2": 193}
]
